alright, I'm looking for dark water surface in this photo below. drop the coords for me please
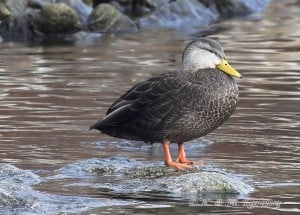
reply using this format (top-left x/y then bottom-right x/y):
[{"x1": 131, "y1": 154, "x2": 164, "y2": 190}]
[{"x1": 0, "y1": 1, "x2": 299, "y2": 214}]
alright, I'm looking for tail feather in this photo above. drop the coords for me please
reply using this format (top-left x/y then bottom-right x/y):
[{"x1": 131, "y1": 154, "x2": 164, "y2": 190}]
[{"x1": 89, "y1": 120, "x2": 102, "y2": 131}]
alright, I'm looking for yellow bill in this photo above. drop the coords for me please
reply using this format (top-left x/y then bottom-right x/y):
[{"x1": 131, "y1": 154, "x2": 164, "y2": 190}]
[{"x1": 216, "y1": 59, "x2": 242, "y2": 78}]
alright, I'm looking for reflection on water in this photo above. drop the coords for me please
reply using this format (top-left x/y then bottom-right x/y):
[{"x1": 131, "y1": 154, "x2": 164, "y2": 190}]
[{"x1": 0, "y1": 1, "x2": 299, "y2": 214}]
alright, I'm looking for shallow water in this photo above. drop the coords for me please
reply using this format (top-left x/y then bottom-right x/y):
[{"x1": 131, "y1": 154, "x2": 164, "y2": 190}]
[{"x1": 0, "y1": 1, "x2": 299, "y2": 214}]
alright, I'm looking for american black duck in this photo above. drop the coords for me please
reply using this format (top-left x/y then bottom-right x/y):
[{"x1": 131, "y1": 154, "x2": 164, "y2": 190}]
[{"x1": 90, "y1": 38, "x2": 242, "y2": 170}]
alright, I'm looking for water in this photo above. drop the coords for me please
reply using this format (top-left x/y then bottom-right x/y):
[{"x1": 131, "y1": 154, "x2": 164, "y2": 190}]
[{"x1": 0, "y1": 1, "x2": 299, "y2": 214}]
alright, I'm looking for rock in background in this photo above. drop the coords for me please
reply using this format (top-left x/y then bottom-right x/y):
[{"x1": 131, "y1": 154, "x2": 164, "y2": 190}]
[
  {"x1": 0, "y1": 0, "x2": 28, "y2": 41},
  {"x1": 87, "y1": 3, "x2": 138, "y2": 33},
  {"x1": 138, "y1": 0, "x2": 217, "y2": 32},
  {"x1": 0, "y1": 0, "x2": 271, "y2": 42},
  {"x1": 30, "y1": 2, "x2": 81, "y2": 34}
]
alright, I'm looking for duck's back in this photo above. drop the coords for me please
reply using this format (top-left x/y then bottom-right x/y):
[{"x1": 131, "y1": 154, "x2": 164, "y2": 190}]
[{"x1": 90, "y1": 69, "x2": 238, "y2": 143}]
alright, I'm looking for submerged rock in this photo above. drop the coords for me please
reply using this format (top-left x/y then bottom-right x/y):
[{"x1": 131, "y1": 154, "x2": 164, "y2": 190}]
[
  {"x1": 0, "y1": 181, "x2": 35, "y2": 208},
  {"x1": 0, "y1": 163, "x2": 40, "y2": 208},
  {"x1": 0, "y1": 163, "x2": 128, "y2": 214},
  {"x1": 87, "y1": 3, "x2": 138, "y2": 33},
  {"x1": 0, "y1": 163, "x2": 41, "y2": 185}
]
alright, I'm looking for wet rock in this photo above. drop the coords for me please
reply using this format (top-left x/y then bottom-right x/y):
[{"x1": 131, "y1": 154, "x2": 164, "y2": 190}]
[
  {"x1": 0, "y1": 163, "x2": 41, "y2": 185},
  {"x1": 200, "y1": 0, "x2": 244, "y2": 18},
  {"x1": 111, "y1": 0, "x2": 158, "y2": 17},
  {"x1": 138, "y1": 0, "x2": 217, "y2": 32},
  {"x1": 164, "y1": 172, "x2": 252, "y2": 194},
  {"x1": 27, "y1": 0, "x2": 49, "y2": 9},
  {"x1": 5, "y1": 0, "x2": 27, "y2": 16},
  {"x1": 83, "y1": 0, "x2": 93, "y2": 7},
  {"x1": 122, "y1": 165, "x2": 253, "y2": 194},
  {"x1": 0, "y1": 0, "x2": 10, "y2": 21},
  {"x1": 200, "y1": 0, "x2": 270, "y2": 19},
  {"x1": 0, "y1": 0, "x2": 28, "y2": 40},
  {"x1": 0, "y1": 0, "x2": 271, "y2": 42},
  {"x1": 127, "y1": 165, "x2": 185, "y2": 179},
  {"x1": 0, "y1": 181, "x2": 38, "y2": 208},
  {"x1": 0, "y1": 163, "x2": 40, "y2": 208},
  {"x1": 51, "y1": 156, "x2": 143, "y2": 179},
  {"x1": 54, "y1": 157, "x2": 253, "y2": 195},
  {"x1": 238, "y1": 0, "x2": 271, "y2": 14},
  {"x1": 57, "y1": 0, "x2": 93, "y2": 26},
  {"x1": 0, "y1": 0, "x2": 73, "y2": 40},
  {"x1": 32, "y1": 3, "x2": 81, "y2": 34},
  {"x1": 87, "y1": 3, "x2": 138, "y2": 33},
  {"x1": 72, "y1": 31, "x2": 102, "y2": 44},
  {"x1": 146, "y1": 0, "x2": 168, "y2": 10},
  {"x1": 0, "y1": 163, "x2": 120, "y2": 214},
  {"x1": 0, "y1": 0, "x2": 83, "y2": 40}
]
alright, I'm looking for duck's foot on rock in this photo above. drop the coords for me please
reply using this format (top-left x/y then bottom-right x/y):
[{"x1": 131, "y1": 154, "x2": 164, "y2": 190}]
[
  {"x1": 175, "y1": 158, "x2": 204, "y2": 166},
  {"x1": 165, "y1": 160, "x2": 193, "y2": 170}
]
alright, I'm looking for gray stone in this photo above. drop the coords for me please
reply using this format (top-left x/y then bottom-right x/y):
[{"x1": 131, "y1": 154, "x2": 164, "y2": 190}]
[
  {"x1": 6, "y1": 0, "x2": 27, "y2": 16},
  {"x1": 55, "y1": 157, "x2": 253, "y2": 195},
  {"x1": 0, "y1": 0, "x2": 29, "y2": 40},
  {"x1": 0, "y1": 0, "x2": 271, "y2": 42},
  {"x1": 138, "y1": 0, "x2": 217, "y2": 32},
  {"x1": 32, "y1": 2, "x2": 81, "y2": 34},
  {"x1": 0, "y1": 0, "x2": 27, "y2": 22},
  {"x1": 164, "y1": 172, "x2": 253, "y2": 194},
  {"x1": 0, "y1": 159, "x2": 253, "y2": 213},
  {"x1": 200, "y1": 0, "x2": 270, "y2": 18},
  {"x1": 0, "y1": 0, "x2": 10, "y2": 21},
  {"x1": 57, "y1": 0, "x2": 93, "y2": 25},
  {"x1": 87, "y1": 3, "x2": 138, "y2": 33}
]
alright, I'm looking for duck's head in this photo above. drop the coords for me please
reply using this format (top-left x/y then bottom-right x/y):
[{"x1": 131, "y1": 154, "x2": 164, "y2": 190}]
[{"x1": 182, "y1": 38, "x2": 242, "y2": 78}]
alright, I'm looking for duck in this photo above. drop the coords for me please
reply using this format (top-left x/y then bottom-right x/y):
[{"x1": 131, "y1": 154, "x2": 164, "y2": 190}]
[{"x1": 90, "y1": 37, "x2": 242, "y2": 170}]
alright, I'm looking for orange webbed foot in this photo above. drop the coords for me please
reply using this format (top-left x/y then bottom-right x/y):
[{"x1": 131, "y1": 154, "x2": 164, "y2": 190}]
[
  {"x1": 176, "y1": 143, "x2": 204, "y2": 166},
  {"x1": 165, "y1": 160, "x2": 193, "y2": 170},
  {"x1": 162, "y1": 140, "x2": 204, "y2": 170},
  {"x1": 175, "y1": 158, "x2": 204, "y2": 166}
]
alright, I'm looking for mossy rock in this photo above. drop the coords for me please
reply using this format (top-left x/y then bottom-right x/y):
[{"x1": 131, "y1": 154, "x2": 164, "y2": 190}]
[
  {"x1": 87, "y1": 3, "x2": 138, "y2": 33},
  {"x1": 34, "y1": 3, "x2": 81, "y2": 34},
  {"x1": 0, "y1": 1, "x2": 10, "y2": 21}
]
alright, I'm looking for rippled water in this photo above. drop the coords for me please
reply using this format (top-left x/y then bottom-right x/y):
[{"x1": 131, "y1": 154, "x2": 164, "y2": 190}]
[{"x1": 0, "y1": 1, "x2": 299, "y2": 214}]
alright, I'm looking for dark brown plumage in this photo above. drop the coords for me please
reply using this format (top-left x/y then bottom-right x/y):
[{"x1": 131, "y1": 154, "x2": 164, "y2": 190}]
[{"x1": 91, "y1": 38, "x2": 241, "y2": 170}]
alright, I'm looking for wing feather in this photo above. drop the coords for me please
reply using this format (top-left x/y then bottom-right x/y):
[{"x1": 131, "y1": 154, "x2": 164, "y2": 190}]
[{"x1": 91, "y1": 71, "x2": 185, "y2": 130}]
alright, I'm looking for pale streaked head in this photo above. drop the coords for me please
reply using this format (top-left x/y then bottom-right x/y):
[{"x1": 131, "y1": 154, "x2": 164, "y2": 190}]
[{"x1": 182, "y1": 38, "x2": 242, "y2": 78}]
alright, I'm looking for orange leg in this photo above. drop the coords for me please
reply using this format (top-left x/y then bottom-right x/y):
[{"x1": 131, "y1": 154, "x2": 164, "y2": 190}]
[
  {"x1": 175, "y1": 143, "x2": 203, "y2": 165},
  {"x1": 162, "y1": 140, "x2": 192, "y2": 170}
]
